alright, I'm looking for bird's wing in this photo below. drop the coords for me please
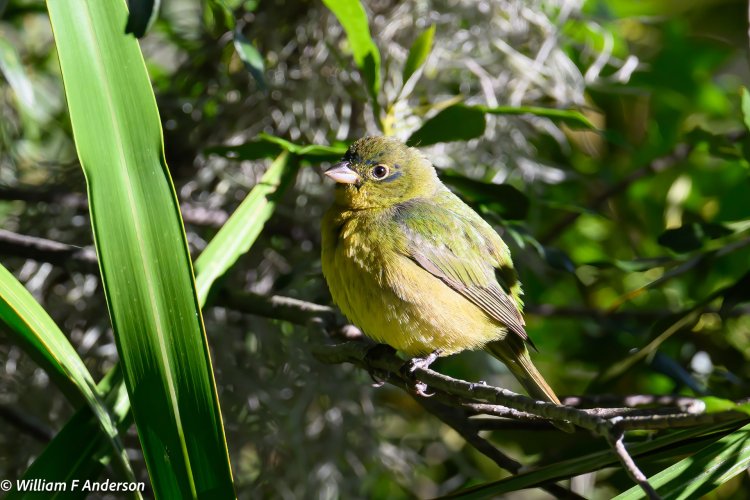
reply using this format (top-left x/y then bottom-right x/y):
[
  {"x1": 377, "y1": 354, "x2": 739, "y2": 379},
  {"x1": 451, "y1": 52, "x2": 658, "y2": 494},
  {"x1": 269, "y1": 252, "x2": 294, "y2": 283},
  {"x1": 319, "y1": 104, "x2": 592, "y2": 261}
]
[{"x1": 393, "y1": 194, "x2": 528, "y2": 342}]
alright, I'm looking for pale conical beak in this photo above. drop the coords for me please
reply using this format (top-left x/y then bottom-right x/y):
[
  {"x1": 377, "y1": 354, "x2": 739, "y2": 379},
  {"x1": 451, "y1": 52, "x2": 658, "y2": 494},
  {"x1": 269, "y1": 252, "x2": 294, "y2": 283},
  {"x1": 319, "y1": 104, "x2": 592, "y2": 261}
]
[{"x1": 324, "y1": 162, "x2": 360, "y2": 184}]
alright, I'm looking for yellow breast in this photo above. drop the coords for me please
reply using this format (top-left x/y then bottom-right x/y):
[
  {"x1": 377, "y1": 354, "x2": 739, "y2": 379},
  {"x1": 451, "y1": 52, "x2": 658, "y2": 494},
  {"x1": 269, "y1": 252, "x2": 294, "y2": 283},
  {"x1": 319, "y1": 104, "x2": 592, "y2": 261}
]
[{"x1": 321, "y1": 207, "x2": 504, "y2": 356}]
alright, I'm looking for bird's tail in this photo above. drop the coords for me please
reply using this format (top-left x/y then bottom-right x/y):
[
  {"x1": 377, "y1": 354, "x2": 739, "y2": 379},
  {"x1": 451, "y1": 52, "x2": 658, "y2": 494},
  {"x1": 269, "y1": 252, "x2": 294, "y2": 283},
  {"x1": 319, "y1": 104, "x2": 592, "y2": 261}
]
[{"x1": 485, "y1": 337, "x2": 574, "y2": 432}]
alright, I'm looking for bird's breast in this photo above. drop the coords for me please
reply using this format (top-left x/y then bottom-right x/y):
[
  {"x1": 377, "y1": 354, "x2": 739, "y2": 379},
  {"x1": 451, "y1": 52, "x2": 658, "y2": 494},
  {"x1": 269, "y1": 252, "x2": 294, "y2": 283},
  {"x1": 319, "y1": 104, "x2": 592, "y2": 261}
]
[{"x1": 321, "y1": 208, "x2": 501, "y2": 356}]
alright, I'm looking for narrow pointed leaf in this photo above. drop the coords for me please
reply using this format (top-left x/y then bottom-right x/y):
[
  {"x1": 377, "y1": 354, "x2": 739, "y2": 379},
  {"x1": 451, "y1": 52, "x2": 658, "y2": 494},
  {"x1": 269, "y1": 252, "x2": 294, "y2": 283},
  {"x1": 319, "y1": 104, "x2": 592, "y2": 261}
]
[
  {"x1": 8, "y1": 368, "x2": 134, "y2": 499},
  {"x1": 475, "y1": 105, "x2": 596, "y2": 129},
  {"x1": 0, "y1": 263, "x2": 134, "y2": 483},
  {"x1": 402, "y1": 25, "x2": 435, "y2": 84},
  {"x1": 46, "y1": 0, "x2": 234, "y2": 496},
  {"x1": 194, "y1": 151, "x2": 297, "y2": 305},
  {"x1": 613, "y1": 423, "x2": 750, "y2": 500},
  {"x1": 322, "y1": 0, "x2": 381, "y2": 105},
  {"x1": 445, "y1": 423, "x2": 742, "y2": 498}
]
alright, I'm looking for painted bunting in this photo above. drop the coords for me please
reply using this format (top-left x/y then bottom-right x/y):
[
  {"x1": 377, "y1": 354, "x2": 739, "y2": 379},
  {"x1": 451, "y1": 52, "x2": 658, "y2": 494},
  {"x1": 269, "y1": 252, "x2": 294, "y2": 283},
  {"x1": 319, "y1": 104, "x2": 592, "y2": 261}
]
[{"x1": 321, "y1": 137, "x2": 566, "y2": 417}]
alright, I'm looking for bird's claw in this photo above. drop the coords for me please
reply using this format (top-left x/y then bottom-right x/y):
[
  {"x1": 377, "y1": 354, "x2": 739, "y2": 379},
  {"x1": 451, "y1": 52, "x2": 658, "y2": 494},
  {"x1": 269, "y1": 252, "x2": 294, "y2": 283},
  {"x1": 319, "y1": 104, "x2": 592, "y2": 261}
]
[
  {"x1": 405, "y1": 349, "x2": 443, "y2": 374},
  {"x1": 401, "y1": 350, "x2": 442, "y2": 397}
]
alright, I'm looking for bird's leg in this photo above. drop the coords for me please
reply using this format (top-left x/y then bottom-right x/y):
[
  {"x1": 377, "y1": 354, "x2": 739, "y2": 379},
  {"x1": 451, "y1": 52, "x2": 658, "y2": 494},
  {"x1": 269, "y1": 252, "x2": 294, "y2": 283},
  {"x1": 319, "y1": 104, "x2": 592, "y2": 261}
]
[{"x1": 402, "y1": 350, "x2": 443, "y2": 397}]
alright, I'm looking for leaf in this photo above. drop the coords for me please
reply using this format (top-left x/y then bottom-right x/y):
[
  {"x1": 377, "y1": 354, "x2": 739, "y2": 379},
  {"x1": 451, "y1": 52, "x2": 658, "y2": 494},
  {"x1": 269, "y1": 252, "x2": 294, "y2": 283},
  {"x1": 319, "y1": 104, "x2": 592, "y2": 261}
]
[
  {"x1": 657, "y1": 222, "x2": 733, "y2": 253},
  {"x1": 445, "y1": 422, "x2": 742, "y2": 498},
  {"x1": 0, "y1": 263, "x2": 134, "y2": 483},
  {"x1": 402, "y1": 25, "x2": 435, "y2": 84},
  {"x1": 206, "y1": 133, "x2": 346, "y2": 162},
  {"x1": 407, "y1": 105, "x2": 486, "y2": 146},
  {"x1": 440, "y1": 171, "x2": 529, "y2": 220},
  {"x1": 124, "y1": 0, "x2": 161, "y2": 38},
  {"x1": 8, "y1": 368, "x2": 133, "y2": 499},
  {"x1": 613, "y1": 423, "x2": 750, "y2": 500},
  {"x1": 233, "y1": 30, "x2": 266, "y2": 90},
  {"x1": 46, "y1": 0, "x2": 234, "y2": 496},
  {"x1": 194, "y1": 152, "x2": 298, "y2": 304},
  {"x1": 741, "y1": 87, "x2": 750, "y2": 134},
  {"x1": 476, "y1": 105, "x2": 596, "y2": 129},
  {"x1": 701, "y1": 397, "x2": 750, "y2": 416},
  {"x1": 322, "y1": 0, "x2": 381, "y2": 104}
]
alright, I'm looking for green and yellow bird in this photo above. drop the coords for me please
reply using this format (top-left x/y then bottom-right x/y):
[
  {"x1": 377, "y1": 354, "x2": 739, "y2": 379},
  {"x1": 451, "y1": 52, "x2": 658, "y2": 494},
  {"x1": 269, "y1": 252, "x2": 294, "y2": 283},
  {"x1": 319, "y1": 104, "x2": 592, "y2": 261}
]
[{"x1": 321, "y1": 136, "x2": 564, "y2": 409}]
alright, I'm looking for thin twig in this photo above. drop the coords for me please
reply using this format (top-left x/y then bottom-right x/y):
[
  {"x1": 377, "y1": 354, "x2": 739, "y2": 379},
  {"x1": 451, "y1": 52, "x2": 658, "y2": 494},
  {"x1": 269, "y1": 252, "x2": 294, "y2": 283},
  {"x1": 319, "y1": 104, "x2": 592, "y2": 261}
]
[
  {"x1": 0, "y1": 229, "x2": 98, "y2": 273},
  {"x1": 609, "y1": 432, "x2": 660, "y2": 499}
]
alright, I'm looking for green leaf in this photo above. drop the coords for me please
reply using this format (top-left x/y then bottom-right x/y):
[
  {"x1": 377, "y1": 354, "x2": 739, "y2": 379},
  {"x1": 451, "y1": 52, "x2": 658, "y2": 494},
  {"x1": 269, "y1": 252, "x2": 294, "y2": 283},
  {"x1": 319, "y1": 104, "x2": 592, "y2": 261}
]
[
  {"x1": 46, "y1": 0, "x2": 234, "y2": 496},
  {"x1": 322, "y1": 0, "x2": 381, "y2": 105},
  {"x1": 476, "y1": 105, "x2": 596, "y2": 129},
  {"x1": 0, "y1": 263, "x2": 134, "y2": 484},
  {"x1": 233, "y1": 30, "x2": 266, "y2": 90},
  {"x1": 8, "y1": 368, "x2": 133, "y2": 499},
  {"x1": 194, "y1": 152, "x2": 298, "y2": 304},
  {"x1": 445, "y1": 423, "x2": 742, "y2": 498},
  {"x1": 657, "y1": 222, "x2": 733, "y2": 253},
  {"x1": 701, "y1": 397, "x2": 750, "y2": 416},
  {"x1": 613, "y1": 423, "x2": 750, "y2": 500},
  {"x1": 440, "y1": 171, "x2": 529, "y2": 220},
  {"x1": 124, "y1": 0, "x2": 161, "y2": 37},
  {"x1": 741, "y1": 87, "x2": 750, "y2": 133},
  {"x1": 402, "y1": 25, "x2": 435, "y2": 84},
  {"x1": 206, "y1": 133, "x2": 346, "y2": 162},
  {"x1": 407, "y1": 105, "x2": 486, "y2": 146}
]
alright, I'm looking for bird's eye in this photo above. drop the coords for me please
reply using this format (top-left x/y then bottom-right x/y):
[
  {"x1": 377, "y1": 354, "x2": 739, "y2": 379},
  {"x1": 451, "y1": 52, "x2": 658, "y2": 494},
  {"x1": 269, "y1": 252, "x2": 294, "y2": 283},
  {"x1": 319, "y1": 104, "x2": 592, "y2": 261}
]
[{"x1": 371, "y1": 164, "x2": 389, "y2": 179}]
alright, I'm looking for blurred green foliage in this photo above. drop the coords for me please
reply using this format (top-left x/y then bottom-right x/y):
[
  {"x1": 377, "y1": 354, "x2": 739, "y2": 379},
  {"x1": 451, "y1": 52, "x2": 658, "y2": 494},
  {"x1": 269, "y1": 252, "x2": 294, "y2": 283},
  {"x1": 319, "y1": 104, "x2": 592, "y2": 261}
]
[{"x1": 1, "y1": 0, "x2": 750, "y2": 497}]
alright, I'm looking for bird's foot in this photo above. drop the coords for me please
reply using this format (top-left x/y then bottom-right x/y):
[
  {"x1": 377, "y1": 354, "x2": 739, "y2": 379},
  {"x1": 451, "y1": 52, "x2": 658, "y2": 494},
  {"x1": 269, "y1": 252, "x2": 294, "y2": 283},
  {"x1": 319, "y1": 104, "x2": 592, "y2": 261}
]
[
  {"x1": 401, "y1": 350, "x2": 443, "y2": 397},
  {"x1": 405, "y1": 350, "x2": 443, "y2": 373}
]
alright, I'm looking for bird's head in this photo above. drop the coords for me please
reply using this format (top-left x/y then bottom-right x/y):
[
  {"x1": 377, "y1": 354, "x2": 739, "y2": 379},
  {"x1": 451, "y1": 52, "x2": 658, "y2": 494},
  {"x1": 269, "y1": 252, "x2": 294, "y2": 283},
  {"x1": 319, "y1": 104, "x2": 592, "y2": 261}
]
[{"x1": 325, "y1": 136, "x2": 440, "y2": 209}]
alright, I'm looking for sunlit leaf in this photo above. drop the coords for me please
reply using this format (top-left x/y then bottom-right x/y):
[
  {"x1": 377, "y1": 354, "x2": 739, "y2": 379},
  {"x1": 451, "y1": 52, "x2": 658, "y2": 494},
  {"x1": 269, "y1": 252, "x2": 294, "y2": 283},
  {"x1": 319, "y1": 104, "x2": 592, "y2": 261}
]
[
  {"x1": 47, "y1": 0, "x2": 234, "y2": 495},
  {"x1": 322, "y1": 0, "x2": 381, "y2": 105},
  {"x1": 8, "y1": 368, "x2": 133, "y2": 499},
  {"x1": 446, "y1": 423, "x2": 743, "y2": 498},
  {"x1": 195, "y1": 152, "x2": 298, "y2": 304},
  {"x1": 613, "y1": 423, "x2": 750, "y2": 500},
  {"x1": 741, "y1": 87, "x2": 750, "y2": 134},
  {"x1": 0, "y1": 264, "x2": 134, "y2": 484},
  {"x1": 402, "y1": 25, "x2": 435, "y2": 84}
]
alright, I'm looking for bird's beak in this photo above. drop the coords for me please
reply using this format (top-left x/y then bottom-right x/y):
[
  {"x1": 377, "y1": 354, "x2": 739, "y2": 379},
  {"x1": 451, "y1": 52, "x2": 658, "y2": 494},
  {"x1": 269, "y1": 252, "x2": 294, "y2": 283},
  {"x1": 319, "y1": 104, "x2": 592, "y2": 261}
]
[{"x1": 324, "y1": 162, "x2": 360, "y2": 185}]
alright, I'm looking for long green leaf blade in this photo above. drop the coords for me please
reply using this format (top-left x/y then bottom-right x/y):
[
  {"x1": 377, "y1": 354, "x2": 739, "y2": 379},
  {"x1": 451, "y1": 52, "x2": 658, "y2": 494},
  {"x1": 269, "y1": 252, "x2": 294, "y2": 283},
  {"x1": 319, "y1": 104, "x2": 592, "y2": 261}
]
[
  {"x1": 445, "y1": 423, "x2": 742, "y2": 498},
  {"x1": 0, "y1": 263, "x2": 134, "y2": 483},
  {"x1": 194, "y1": 151, "x2": 297, "y2": 305},
  {"x1": 46, "y1": 0, "x2": 234, "y2": 496},
  {"x1": 322, "y1": 0, "x2": 381, "y2": 106},
  {"x1": 8, "y1": 367, "x2": 134, "y2": 499},
  {"x1": 614, "y1": 423, "x2": 750, "y2": 500}
]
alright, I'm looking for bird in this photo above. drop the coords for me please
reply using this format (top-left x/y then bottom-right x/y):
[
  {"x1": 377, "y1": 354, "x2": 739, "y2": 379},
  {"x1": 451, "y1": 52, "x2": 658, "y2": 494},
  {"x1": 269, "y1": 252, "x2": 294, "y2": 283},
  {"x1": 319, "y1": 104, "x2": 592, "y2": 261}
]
[{"x1": 321, "y1": 136, "x2": 569, "y2": 427}]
